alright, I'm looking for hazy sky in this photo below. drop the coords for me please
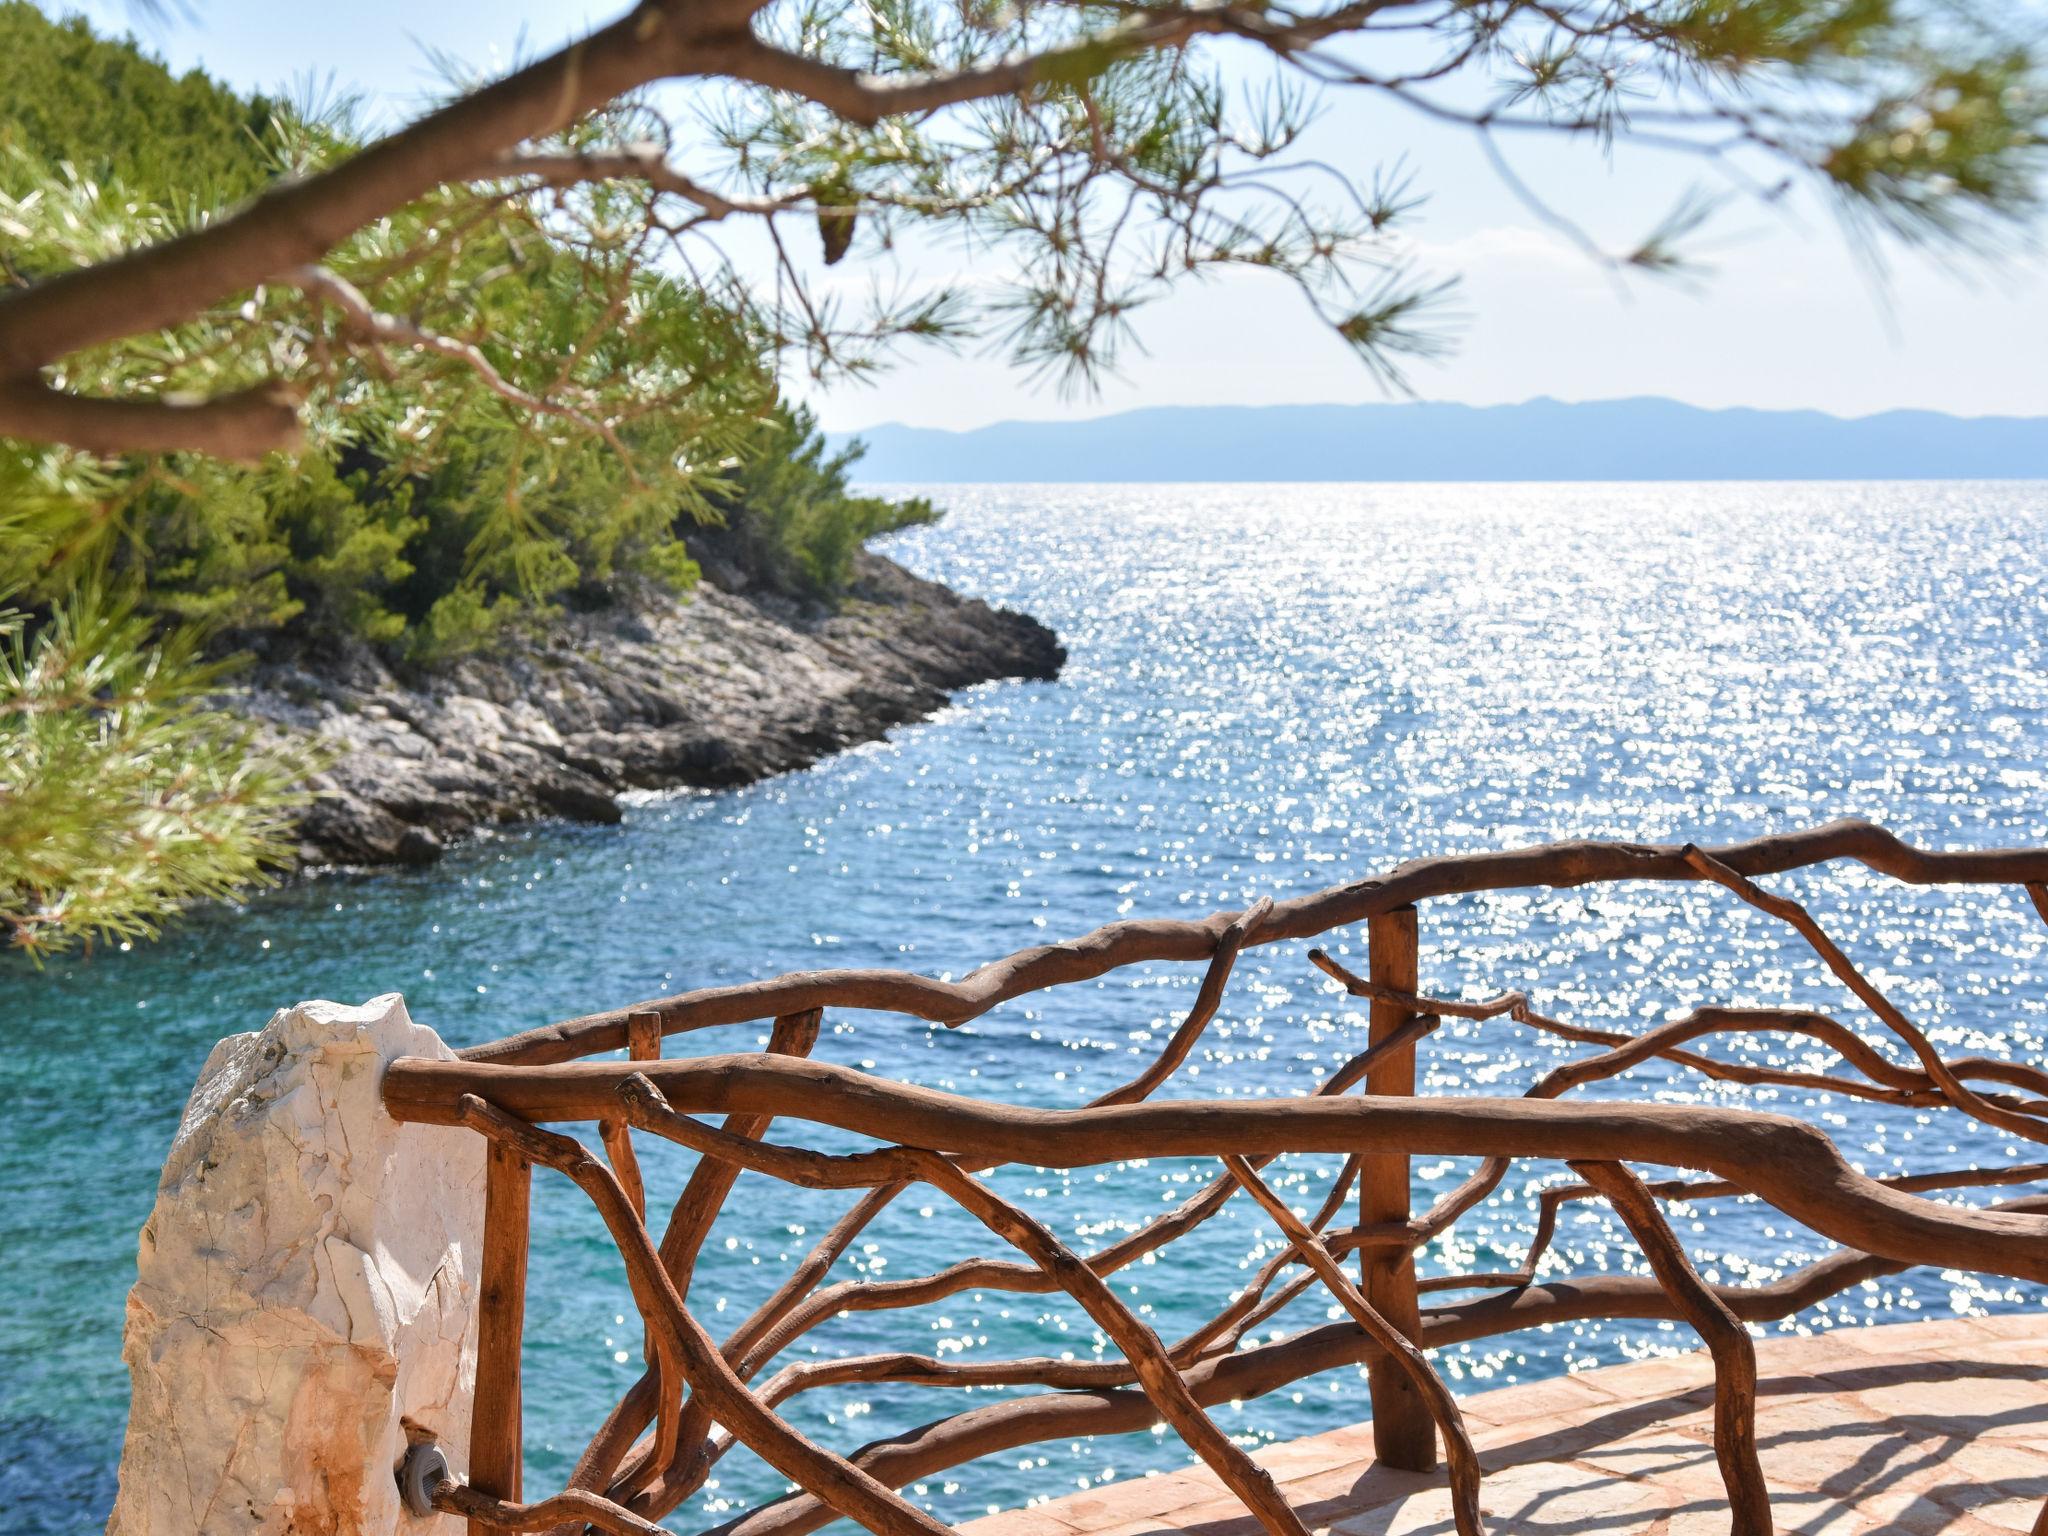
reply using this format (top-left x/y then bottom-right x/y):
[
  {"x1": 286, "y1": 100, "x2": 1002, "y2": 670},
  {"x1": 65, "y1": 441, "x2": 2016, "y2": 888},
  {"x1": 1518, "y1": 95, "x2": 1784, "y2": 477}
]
[{"x1": 54, "y1": 0, "x2": 2048, "y2": 432}]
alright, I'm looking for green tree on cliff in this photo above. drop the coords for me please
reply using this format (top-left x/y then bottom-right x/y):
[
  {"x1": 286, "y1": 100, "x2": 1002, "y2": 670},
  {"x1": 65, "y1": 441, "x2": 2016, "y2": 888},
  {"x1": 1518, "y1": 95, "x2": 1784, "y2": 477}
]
[{"x1": 3, "y1": 0, "x2": 2044, "y2": 955}]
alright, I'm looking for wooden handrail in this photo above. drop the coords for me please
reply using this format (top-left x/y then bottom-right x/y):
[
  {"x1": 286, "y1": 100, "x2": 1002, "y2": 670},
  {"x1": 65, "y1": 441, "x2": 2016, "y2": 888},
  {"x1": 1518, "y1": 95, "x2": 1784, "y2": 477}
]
[{"x1": 455, "y1": 819, "x2": 2048, "y2": 1065}]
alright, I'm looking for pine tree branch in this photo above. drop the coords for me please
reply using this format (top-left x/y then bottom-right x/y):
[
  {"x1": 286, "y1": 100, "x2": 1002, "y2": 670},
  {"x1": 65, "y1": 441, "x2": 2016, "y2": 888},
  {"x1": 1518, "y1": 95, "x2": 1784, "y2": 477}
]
[{"x1": 0, "y1": 377, "x2": 303, "y2": 459}]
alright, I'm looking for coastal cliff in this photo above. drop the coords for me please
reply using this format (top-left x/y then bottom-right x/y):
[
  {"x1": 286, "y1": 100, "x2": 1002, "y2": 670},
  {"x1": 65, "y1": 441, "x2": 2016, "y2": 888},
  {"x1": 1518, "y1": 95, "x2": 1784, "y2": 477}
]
[{"x1": 242, "y1": 546, "x2": 1063, "y2": 868}]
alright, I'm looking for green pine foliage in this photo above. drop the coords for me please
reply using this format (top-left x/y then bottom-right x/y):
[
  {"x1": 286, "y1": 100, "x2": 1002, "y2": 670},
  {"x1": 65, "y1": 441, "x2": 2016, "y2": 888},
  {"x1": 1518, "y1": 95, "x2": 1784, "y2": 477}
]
[
  {"x1": 0, "y1": 592, "x2": 319, "y2": 960},
  {"x1": 0, "y1": 7, "x2": 933, "y2": 956},
  {"x1": 704, "y1": 405, "x2": 940, "y2": 597},
  {"x1": 0, "y1": 5, "x2": 922, "y2": 655},
  {"x1": 114, "y1": 454, "x2": 426, "y2": 644},
  {"x1": 0, "y1": 2, "x2": 276, "y2": 206}
]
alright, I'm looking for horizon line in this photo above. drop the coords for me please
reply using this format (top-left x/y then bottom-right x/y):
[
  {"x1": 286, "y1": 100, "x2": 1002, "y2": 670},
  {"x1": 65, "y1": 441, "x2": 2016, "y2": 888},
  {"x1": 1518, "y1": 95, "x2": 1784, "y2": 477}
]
[{"x1": 825, "y1": 393, "x2": 2048, "y2": 440}]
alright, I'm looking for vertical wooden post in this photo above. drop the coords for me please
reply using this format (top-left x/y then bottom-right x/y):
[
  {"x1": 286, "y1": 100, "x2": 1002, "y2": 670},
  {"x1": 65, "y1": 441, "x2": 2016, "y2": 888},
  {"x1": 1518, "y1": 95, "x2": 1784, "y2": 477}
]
[
  {"x1": 600, "y1": 1010, "x2": 664, "y2": 1220},
  {"x1": 1362, "y1": 904, "x2": 1436, "y2": 1471},
  {"x1": 626, "y1": 1008, "x2": 663, "y2": 1063},
  {"x1": 469, "y1": 1140, "x2": 530, "y2": 1530},
  {"x1": 624, "y1": 1011, "x2": 663, "y2": 1368}
]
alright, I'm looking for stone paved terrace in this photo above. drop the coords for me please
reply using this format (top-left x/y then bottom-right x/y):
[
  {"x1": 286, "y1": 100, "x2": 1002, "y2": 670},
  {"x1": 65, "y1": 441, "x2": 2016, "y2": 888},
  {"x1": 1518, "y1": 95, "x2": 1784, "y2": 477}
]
[{"x1": 962, "y1": 1316, "x2": 2048, "y2": 1536}]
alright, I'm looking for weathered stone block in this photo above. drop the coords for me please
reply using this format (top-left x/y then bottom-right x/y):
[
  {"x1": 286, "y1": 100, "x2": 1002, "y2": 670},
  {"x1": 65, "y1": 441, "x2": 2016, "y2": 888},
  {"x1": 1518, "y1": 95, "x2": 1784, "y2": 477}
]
[{"x1": 107, "y1": 995, "x2": 483, "y2": 1535}]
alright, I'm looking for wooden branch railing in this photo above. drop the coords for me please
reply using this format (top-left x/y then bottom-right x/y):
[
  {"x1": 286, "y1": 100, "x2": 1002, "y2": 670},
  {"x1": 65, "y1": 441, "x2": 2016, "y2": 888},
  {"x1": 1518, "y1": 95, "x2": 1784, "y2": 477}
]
[{"x1": 381, "y1": 820, "x2": 2048, "y2": 1536}]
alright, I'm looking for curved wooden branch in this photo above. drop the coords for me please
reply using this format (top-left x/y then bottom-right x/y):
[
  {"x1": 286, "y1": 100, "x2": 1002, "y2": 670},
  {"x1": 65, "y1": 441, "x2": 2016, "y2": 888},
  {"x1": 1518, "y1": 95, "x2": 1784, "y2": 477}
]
[
  {"x1": 1682, "y1": 844, "x2": 2048, "y2": 1148},
  {"x1": 616, "y1": 985, "x2": 1393, "y2": 1512},
  {"x1": 597, "y1": 1013, "x2": 662, "y2": 1222},
  {"x1": 715, "y1": 14, "x2": 1223, "y2": 126},
  {"x1": 382, "y1": 1054, "x2": 2048, "y2": 1286},
  {"x1": 0, "y1": 377, "x2": 304, "y2": 459},
  {"x1": 1103, "y1": 896, "x2": 1272, "y2": 1105},
  {"x1": 1322, "y1": 973, "x2": 2048, "y2": 1283},
  {"x1": 574, "y1": 1016, "x2": 668, "y2": 1535},
  {"x1": 495, "y1": 147, "x2": 803, "y2": 219},
  {"x1": 1175, "y1": 1154, "x2": 1366, "y2": 1354},
  {"x1": 1222, "y1": 1154, "x2": 1483, "y2": 1536},
  {"x1": 448, "y1": 1094, "x2": 953, "y2": 1536},
  {"x1": 1569, "y1": 1161, "x2": 1770, "y2": 1536},
  {"x1": 661, "y1": 1006, "x2": 824, "y2": 1287},
  {"x1": 1425, "y1": 1160, "x2": 2048, "y2": 1294},
  {"x1": 714, "y1": 1017, "x2": 1430, "y2": 1396},
  {"x1": 679, "y1": 1156, "x2": 1374, "y2": 1491},
  {"x1": 576, "y1": 1063, "x2": 2048, "y2": 1528},
  {"x1": 432, "y1": 1480, "x2": 674, "y2": 1536},
  {"x1": 469, "y1": 820, "x2": 2048, "y2": 1065},
  {"x1": 920, "y1": 1157, "x2": 1310, "y2": 1536},
  {"x1": 1313, "y1": 952, "x2": 2048, "y2": 1112},
  {"x1": 707, "y1": 1216, "x2": 1433, "y2": 1449},
  {"x1": 3, "y1": 0, "x2": 1390, "y2": 419},
  {"x1": 592, "y1": 1009, "x2": 823, "y2": 1508},
  {"x1": 630, "y1": 979, "x2": 1413, "y2": 1501},
  {"x1": 616, "y1": 935, "x2": 1298, "y2": 1509},
  {"x1": 616, "y1": 1183, "x2": 911, "y2": 1513},
  {"x1": 0, "y1": 1, "x2": 738, "y2": 385},
  {"x1": 617, "y1": 1077, "x2": 1309, "y2": 1535},
  {"x1": 701, "y1": 1191, "x2": 2048, "y2": 1536}
]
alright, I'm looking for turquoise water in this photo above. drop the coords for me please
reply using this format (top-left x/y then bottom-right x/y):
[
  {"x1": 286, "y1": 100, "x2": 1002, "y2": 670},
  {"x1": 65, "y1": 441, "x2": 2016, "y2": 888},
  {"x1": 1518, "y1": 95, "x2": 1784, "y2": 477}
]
[{"x1": 5, "y1": 481, "x2": 2047, "y2": 1533}]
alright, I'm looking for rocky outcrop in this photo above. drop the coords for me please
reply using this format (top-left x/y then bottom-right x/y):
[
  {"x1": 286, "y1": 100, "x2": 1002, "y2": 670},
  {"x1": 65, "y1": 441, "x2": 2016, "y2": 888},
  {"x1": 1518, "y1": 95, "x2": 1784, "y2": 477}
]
[
  {"x1": 106, "y1": 996, "x2": 481, "y2": 1536},
  {"x1": 245, "y1": 549, "x2": 1062, "y2": 868}
]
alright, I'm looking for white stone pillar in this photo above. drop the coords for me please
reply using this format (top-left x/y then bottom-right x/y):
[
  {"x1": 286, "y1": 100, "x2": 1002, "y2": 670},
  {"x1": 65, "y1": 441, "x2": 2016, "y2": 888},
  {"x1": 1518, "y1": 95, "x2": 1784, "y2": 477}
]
[{"x1": 107, "y1": 995, "x2": 486, "y2": 1536}]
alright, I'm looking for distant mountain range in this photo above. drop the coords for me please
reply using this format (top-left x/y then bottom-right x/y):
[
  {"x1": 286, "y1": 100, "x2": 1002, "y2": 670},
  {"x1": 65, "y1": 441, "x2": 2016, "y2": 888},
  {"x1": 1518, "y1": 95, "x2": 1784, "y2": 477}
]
[{"x1": 833, "y1": 397, "x2": 2048, "y2": 483}]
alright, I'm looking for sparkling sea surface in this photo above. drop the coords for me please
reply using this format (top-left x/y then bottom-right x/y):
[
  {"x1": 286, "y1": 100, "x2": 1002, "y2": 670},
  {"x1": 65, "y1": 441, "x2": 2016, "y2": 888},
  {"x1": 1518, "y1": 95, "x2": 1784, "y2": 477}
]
[{"x1": 4, "y1": 481, "x2": 2047, "y2": 1534}]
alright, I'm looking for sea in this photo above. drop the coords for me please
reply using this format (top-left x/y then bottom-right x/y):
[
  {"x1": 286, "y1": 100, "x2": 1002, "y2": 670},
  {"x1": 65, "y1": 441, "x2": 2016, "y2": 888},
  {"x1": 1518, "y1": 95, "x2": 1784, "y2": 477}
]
[{"x1": 4, "y1": 481, "x2": 2045, "y2": 1534}]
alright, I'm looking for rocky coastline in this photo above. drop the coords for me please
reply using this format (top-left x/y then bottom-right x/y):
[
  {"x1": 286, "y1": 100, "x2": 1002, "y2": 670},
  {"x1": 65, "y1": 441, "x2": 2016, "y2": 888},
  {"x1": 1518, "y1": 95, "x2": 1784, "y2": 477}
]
[{"x1": 242, "y1": 546, "x2": 1063, "y2": 868}]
